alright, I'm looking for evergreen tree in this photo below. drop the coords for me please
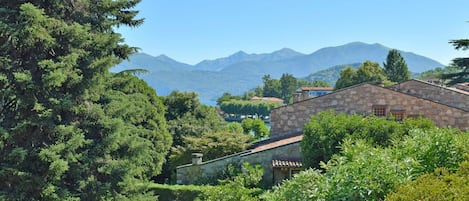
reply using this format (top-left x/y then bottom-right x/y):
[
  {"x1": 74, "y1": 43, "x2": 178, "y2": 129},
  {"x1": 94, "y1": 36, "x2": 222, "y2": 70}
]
[
  {"x1": 280, "y1": 73, "x2": 297, "y2": 103},
  {"x1": 441, "y1": 38, "x2": 469, "y2": 85},
  {"x1": 383, "y1": 49, "x2": 411, "y2": 82},
  {"x1": 0, "y1": 1, "x2": 171, "y2": 199}
]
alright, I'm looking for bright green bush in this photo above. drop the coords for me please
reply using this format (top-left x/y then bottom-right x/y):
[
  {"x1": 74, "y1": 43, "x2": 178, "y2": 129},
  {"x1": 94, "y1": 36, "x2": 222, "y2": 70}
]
[
  {"x1": 266, "y1": 129, "x2": 469, "y2": 201},
  {"x1": 301, "y1": 110, "x2": 428, "y2": 168},
  {"x1": 386, "y1": 158, "x2": 469, "y2": 201}
]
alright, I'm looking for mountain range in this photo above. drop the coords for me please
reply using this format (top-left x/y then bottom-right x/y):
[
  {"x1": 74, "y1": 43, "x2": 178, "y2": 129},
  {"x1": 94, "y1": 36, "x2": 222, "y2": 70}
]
[{"x1": 112, "y1": 42, "x2": 444, "y2": 105}]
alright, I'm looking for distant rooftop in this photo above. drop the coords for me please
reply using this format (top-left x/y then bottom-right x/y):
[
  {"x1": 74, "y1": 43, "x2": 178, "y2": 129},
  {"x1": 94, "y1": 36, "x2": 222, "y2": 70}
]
[
  {"x1": 250, "y1": 96, "x2": 284, "y2": 103},
  {"x1": 297, "y1": 86, "x2": 334, "y2": 92}
]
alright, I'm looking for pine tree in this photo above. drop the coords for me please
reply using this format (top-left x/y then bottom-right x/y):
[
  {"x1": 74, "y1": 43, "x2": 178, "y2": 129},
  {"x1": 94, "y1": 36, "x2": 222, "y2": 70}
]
[
  {"x1": 383, "y1": 49, "x2": 411, "y2": 83},
  {"x1": 441, "y1": 39, "x2": 469, "y2": 85},
  {"x1": 0, "y1": 1, "x2": 171, "y2": 200}
]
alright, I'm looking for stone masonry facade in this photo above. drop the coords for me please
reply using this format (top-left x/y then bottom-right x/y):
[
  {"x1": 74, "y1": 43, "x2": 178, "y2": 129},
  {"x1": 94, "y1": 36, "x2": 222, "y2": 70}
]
[
  {"x1": 271, "y1": 82, "x2": 469, "y2": 138},
  {"x1": 389, "y1": 80, "x2": 469, "y2": 111},
  {"x1": 176, "y1": 140, "x2": 301, "y2": 187}
]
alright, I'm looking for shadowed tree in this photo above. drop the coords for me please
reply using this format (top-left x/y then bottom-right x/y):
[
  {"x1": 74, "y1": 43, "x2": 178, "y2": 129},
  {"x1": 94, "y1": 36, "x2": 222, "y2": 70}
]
[
  {"x1": 0, "y1": 1, "x2": 171, "y2": 200},
  {"x1": 442, "y1": 37, "x2": 469, "y2": 85}
]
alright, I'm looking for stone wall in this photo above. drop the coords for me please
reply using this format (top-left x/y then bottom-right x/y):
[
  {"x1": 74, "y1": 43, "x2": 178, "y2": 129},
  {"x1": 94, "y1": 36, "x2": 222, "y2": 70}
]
[
  {"x1": 389, "y1": 80, "x2": 469, "y2": 111},
  {"x1": 271, "y1": 83, "x2": 469, "y2": 138},
  {"x1": 176, "y1": 141, "x2": 301, "y2": 186}
]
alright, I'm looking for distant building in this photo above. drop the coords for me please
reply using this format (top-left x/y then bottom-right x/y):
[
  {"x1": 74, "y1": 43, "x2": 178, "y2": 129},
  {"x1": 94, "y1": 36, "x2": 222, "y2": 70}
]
[
  {"x1": 250, "y1": 96, "x2": 284, "y2": 104},
  {"x1": 293, "y1": 86, "x2": 333, "y2": 102}
]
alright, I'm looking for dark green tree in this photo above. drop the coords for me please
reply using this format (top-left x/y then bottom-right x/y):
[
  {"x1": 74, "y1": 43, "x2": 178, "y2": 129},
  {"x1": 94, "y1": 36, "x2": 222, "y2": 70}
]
[
  {"x1": 158, "y1": 91, "x2": 229, "y2": 183},
  {"x1": 280, "y1": 73, "x2": 297, "y2": 103},
  {"x1": 262, "y1": 75, "x2": 281, "y2": 98},
  {"x1": 0, "y1": 1, "x2": 171, "y2": 199},
  {"x1": 441, "y1": 38, "x2": 469, "y2": 85},
  {"x1": 383, "y1": 49, "x2": 411, "y2": 82}
]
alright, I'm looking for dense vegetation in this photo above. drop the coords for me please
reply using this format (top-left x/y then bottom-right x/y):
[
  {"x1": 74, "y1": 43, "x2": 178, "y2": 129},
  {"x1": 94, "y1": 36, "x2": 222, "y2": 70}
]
[
  {"x1": 153, "y1": 91, "x2": 255, "y2": 184},
  {"x1": 219, "y1": 100, "x2": 281, "y2": 117},
  {"x1": 0, "y1": 1, "x2": 175, "y2": 200},
  {"x1": 262, "y1": 111, "x2": 469, "y2": 201}
]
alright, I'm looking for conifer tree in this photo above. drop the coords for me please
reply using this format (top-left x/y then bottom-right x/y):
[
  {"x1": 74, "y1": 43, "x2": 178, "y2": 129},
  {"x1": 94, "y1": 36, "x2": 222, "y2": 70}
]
[
  {"x1": 441, "y1": 38, "x2": 469, "y2": 85},
  {"x1": 0, "y1": 1, "x2": 171, "y2": 199},
  {"x1": 383, "y1": 49, "x2": 411, "y2": 82}
]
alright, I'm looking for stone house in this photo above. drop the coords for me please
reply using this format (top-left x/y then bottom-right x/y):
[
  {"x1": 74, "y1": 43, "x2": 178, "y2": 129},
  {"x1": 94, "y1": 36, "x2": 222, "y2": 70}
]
[{"x1": 177, "y1": 79, "x2": 469, "y2": 186}]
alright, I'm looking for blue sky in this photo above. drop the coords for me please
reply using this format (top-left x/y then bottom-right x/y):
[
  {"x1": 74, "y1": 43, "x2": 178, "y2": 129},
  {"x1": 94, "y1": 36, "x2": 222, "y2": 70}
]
[{"x1": 118, "y1": 0, "x2": 469, "y2": 66}]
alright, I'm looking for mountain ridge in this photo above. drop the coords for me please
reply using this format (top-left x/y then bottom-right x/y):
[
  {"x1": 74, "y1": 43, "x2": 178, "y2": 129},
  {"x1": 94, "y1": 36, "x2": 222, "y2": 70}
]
[{"x1": 112, "y1": 42, "x2": 444, "y2": 105}]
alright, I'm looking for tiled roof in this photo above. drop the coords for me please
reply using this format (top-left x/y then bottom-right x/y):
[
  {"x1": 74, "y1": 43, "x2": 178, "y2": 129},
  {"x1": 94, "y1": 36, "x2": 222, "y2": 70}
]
[
  {"x1": 298, "y1": 87, "x2": 333, "y2": 91},
  {"x1": 250, "y1": 135, "x2": 303, "y2": 153},
  {"x1": 272, "y1": 159, "x2": 303, "y2": 168}
]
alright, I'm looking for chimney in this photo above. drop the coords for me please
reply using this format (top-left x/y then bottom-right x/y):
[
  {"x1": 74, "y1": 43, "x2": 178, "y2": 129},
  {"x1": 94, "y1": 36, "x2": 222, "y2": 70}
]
[{"x1": 191, "y1": 153, "x2": 203, "y2": 165}]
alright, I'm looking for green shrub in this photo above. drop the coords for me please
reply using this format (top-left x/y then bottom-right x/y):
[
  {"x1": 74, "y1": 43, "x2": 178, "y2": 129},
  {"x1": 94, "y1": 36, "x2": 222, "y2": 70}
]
[
  {"x1": 266, "y1": 129, "x2": 469, "y2": 201},
  {"x1": 386, "y1": 158, "x2": 469, "y2": 201},
  {"x1": 149, "y1": 183, "x2": 206, "y2": 201},
  {"x1": 301, "y1": 110, "x2": 429, "y2": 168}
]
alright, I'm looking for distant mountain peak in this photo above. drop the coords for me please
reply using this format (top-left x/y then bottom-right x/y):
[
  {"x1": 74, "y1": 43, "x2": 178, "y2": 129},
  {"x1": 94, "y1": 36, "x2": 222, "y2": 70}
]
[{"x1": 230, "y1": 50, "x2": 249, "y2": 57}]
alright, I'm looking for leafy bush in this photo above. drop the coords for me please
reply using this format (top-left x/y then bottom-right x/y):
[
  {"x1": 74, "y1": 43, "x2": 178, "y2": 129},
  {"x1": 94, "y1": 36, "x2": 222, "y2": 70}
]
[
  {"x1": 149, "y1": 183, "x2": 206, "y2": 201},
  {"x1": 301, "y1": 110, "x2": 436, "y2": 168},
  {"x1": 266, "y1": 129, "x2": 469, "y2": 201},
  {"x1": 386, "y1": 158, "x2": 469, "y2": 201},
  {"x1": 200, "y1": 162, "x2": 264, "y2": 201},
  {"x1": 241, "y1": 118, "x2": 269, "y2": 139}
]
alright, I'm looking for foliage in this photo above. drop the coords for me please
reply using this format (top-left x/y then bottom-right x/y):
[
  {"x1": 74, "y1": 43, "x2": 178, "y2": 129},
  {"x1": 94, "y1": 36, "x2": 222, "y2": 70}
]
[
  {"x1": 383, "y1": 49, "x2": 411, "y2": 82},
  {"x1": 241, "y1": 118, "x2": 270, "y2": 139},
  {"x1": 303, "y1": 63, "x2": 361, "y2": 87},
  {"x1": 261, "y1": 75, "x2": 282, "y2": 98},
  {"x1": 335, "y1": 61, "x2": 394, "y2": 90},
  {"x1": 301, "y1": 110, "x2": 422, "y2": 168},
  {"x1": 0, "y1": 1, "x2": 172, "y2": 200},
  {"x1": 416, "y1": 67, "x2": 445, "y2": 80},
  {"x1": 280, "y1": 73, "x2": 297, "y2": 103},
  {"x1": 200, "y1": 162, "x2": 264, "y2": 201},
  {"x1": 158, "y1": 91, "x2": 229, "y2": 183},
  {"x1": 441, "y1": 37, "x2": 469, "y2": 85},
  {"x1": 169, "y1": 131, "x2": 253, "y2": 169},
  {"x1": 164, "y1": 91, "x2": 227, "y2": 146},
  {"x1": 266, "y1": 129, "x2": 469, "y2": 201},
  {"x1": 216, "y1": 92, "x2": 242, "y2": 105},
  {"x1": 227, "y1": 122, "x2": 244, "y2": 133},
  {"x1": 149, "y1": 183, "x2": 206, "y2": 201},
  {"x1": 219, "y1": 100, "x2": 282, "y2": 117},
  {"x1": 386, "y1": 158, "x2": 469, "y2": 201},
  {"x1": 163, "y1": 91, "x2": 201, "y2": 121}
]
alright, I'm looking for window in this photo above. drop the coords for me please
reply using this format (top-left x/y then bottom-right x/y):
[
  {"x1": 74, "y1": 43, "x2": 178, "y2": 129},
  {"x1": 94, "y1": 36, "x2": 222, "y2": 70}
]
[
  {"x1": 372, "y1": 105, "x2": 387, "y2": 117},
  {"x1": 390, "y1": 110, "x2": 405, "y2": 121}
]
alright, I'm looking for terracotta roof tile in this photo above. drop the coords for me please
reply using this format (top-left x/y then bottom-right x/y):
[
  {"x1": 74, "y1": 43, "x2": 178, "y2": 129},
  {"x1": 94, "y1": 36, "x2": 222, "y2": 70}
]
[{"x1": 272, "y1": 159, "x2": 303, "y2": 168}]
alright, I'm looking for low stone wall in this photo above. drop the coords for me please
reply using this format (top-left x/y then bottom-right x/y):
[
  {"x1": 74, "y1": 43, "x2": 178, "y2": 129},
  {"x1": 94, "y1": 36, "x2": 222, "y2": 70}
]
[{"x1": 271, "y1": 83, "x2": 469, "y2": 138}]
